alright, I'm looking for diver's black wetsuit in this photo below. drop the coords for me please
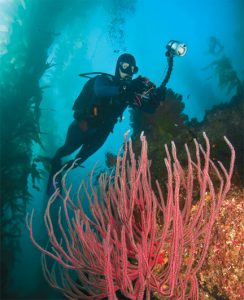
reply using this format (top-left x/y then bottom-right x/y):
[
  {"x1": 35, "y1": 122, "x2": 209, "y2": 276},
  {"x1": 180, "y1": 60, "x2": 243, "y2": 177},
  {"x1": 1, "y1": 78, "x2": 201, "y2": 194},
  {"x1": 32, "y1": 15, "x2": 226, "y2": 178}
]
[
  {"x1": 47, "y1": 53, "x2": 165, "y2": 194},
  {"x1": 51, "y1": 74, "x2": 163, "y2": 169}
]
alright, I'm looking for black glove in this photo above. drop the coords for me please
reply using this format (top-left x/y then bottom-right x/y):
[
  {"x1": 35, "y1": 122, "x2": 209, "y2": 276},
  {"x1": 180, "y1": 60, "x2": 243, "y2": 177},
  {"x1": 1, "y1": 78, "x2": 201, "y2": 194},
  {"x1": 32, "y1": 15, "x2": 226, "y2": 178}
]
[
  {"x1": 131, "y1": 76, "x2": 156, "y2": 95},
  {"x1": 119, "y1": 76, "x2": 146, "y2": 95},
  {"x1": 119, "y1": 76, "x2": 157, "y2": 107},
  {"x1": 131, "y1": 76, "x2": 148, "y2": 93}
]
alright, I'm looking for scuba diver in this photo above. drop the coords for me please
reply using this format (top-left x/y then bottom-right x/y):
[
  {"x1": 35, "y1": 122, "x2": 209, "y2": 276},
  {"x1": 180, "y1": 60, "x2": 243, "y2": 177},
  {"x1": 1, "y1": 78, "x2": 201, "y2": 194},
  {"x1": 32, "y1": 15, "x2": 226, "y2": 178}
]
[{"x1": 47, "y1": 41, "x2": 187, "y2": 194}]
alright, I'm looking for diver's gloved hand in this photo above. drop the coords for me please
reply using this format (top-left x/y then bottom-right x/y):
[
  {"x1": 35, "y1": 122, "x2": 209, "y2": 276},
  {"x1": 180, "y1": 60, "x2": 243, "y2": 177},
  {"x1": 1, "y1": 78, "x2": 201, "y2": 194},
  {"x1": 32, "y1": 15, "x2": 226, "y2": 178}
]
[
  {"x1": 128, "y1": 77, "x2": 157, "y2": 107},
  {"x1": 131, "y1": 76, "x2": 148, "y2": 93},
  {"x1": 119, "y1": 76, "x2": 145, "y2": 95},
  {"x1": 130, "y1": 76, "x2": 156, "y2": 95}
]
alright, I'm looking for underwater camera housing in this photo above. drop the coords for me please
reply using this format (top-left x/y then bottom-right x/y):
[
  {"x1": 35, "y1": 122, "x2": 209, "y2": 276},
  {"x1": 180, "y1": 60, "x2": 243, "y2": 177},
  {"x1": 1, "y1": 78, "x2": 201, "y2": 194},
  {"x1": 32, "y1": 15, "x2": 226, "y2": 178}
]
[
  {"x1": 166, "y1": 40, "x2": 187, "y2": 57},
  {"x1": 160, "y1": 40, "x2": 187, "y2": 88}
]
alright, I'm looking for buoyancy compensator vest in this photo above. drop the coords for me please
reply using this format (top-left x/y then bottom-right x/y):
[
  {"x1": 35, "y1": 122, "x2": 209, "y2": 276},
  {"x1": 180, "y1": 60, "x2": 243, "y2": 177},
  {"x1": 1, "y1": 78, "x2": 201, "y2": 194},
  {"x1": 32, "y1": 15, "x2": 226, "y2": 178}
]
[{"x1": 72, "y1": 72, "x2": 114, "y2": 121}]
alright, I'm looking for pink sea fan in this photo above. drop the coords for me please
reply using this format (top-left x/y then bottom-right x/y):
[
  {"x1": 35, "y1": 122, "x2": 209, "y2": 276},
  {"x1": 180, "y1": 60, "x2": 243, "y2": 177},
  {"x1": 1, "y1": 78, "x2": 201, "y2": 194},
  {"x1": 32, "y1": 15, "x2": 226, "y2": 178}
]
[{"x1": 26, "y1": 132, "x2": 235, "y2": 299}]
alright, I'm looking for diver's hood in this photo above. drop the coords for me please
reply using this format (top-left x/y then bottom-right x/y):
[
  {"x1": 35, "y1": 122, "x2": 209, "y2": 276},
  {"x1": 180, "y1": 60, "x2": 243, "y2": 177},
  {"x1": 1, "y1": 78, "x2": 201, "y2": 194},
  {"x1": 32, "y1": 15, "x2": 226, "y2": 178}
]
[{"x1": 114, "y1": 53, "x2": 138, "y2": 80}]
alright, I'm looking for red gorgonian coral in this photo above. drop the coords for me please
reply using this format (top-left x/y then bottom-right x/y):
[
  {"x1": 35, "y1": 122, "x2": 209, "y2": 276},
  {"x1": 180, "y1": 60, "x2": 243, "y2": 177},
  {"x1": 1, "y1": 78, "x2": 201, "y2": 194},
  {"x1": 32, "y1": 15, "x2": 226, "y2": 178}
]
[{"x1": 26, "y1": 132, "x2": 235, "y2": 299}]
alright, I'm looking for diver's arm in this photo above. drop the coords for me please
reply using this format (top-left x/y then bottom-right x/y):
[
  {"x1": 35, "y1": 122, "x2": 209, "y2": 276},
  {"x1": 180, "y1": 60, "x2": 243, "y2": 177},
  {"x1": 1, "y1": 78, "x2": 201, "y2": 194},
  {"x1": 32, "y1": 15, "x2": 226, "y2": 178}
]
[
  {"x1": 129, "y1": 84, "x2": 166, "y2": 114},
  {"x1": 94, "y1": 75, "x2": 121, "y2": 97}
]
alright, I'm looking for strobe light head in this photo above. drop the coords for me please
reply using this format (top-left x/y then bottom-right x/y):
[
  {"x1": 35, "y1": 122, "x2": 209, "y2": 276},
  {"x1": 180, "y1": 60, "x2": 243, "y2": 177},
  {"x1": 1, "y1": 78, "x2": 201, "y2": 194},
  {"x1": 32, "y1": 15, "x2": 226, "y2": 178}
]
[{"x1": 166, "y1": 40, "x2": 187, "y2": 57}]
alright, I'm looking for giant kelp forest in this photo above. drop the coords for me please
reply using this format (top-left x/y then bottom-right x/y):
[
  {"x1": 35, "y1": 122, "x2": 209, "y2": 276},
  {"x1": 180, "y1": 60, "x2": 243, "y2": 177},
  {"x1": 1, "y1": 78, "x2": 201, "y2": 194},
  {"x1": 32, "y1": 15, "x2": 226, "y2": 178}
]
[
  {"x1": 0, "y1": 1, "x2": 243, "y2": 300},
  {"x1": 0, "y1": 0, "x2": 136, "y2": 298}
]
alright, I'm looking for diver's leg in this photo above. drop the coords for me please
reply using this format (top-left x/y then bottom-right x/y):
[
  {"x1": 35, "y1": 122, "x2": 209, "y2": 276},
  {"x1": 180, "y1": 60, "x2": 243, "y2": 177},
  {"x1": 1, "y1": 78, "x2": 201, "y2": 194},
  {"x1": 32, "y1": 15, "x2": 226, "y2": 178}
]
[
  {"x1": 53, "y1": 120, "x2": 86, "y2": 161},
  {"x1": 47, "y1": 121, "x2": 87, "y2": 194},
  {"x1": 74, "y1": 130, "x2": 110, "y2": 164}
]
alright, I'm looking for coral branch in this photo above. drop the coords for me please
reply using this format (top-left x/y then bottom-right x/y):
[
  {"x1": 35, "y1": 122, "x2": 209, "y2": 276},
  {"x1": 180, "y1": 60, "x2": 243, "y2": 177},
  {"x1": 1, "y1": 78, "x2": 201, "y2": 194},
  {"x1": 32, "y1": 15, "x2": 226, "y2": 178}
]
[{"x1": 26, "y1": 133, "x2": 235, "y2": 299}]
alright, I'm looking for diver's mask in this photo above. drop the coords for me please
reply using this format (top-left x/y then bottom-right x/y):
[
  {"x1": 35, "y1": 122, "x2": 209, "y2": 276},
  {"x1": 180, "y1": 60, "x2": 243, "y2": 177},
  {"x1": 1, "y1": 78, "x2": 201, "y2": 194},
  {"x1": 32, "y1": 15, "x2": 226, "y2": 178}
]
[{"x1": 119, "y1": 62, "x2": 138, "y2": 80}]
